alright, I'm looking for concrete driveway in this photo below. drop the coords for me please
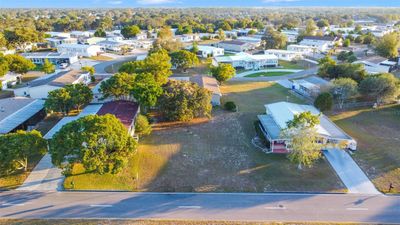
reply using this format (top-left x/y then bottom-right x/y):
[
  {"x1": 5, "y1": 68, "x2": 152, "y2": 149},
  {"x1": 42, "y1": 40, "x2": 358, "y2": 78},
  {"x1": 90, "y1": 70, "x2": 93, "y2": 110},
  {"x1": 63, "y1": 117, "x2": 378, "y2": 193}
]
[
  {"x1": 323, "y1": 149, "x2": 380, "y2": 195},
  {"x1": 17, "y1": 154, "x2": 64, "y2": 191}
]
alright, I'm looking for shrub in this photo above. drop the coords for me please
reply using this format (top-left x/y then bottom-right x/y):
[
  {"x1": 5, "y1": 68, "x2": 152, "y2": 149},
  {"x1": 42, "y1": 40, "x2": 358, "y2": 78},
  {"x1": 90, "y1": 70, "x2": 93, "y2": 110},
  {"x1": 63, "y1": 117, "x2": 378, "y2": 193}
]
[
  {"x1": 224, "y1": 101, "x2": 237, "y2": 112},
  {"x1": 314, "y1": 92, "x2": 333, "y2": 111},
  {"x1": 135, "y1": 114, "x2": 152, "y2": 136}
]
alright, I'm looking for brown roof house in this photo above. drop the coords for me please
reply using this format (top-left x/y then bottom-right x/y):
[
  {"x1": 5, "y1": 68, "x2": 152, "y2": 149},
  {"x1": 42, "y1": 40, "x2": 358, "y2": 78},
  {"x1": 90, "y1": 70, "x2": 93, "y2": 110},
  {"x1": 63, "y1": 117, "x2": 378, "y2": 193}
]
[
  {"x1": 170, "y1": 75, "x2": 222, "y2": 106},
  {"x1": 14, "y1": 70, "x2": 91, "y2": 99}
]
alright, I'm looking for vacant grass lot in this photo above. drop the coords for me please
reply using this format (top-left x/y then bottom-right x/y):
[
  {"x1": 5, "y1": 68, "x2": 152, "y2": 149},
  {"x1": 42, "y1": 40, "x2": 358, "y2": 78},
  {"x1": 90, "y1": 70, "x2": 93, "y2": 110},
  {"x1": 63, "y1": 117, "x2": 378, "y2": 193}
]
[
  {"x1": 65, "y1": 81, "x2": 344, "y2": 192},
  {"x1": 330, "y1": 105, "x2": 400, "y2": 193},
  {"x1": 244, "y1": 71, "x2": 294, "y2": 77},
  {"x1": 279, "y1": 60, "x2": 305, "y2": 70}
]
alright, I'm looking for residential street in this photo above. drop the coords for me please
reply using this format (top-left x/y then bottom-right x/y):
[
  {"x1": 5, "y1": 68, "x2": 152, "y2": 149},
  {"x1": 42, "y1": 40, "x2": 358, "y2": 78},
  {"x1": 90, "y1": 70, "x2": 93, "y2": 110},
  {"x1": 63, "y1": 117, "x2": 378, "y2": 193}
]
[{"x1": 0, "y1": 191, "x2": 399, "y2": 223}]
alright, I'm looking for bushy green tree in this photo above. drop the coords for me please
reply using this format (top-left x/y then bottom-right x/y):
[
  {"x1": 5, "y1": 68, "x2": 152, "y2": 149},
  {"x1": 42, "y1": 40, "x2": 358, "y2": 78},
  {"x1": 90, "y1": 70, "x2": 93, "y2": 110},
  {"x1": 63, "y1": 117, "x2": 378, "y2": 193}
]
[
  {"x1": 121, "y1": 25, "x2": 141, "y2": 39},
  {"x1": 131, "y1": 72, "x2": 163, "y2": 109},
  {"x1": 99, "y1": 72, "x2": 135, "y2": 99},
  {"x1": 0, "y1": 56, "x2": 9, "y2": 77},
  {"x1": 170, "y1": 50, "x2": 199, "y2": 72},
  {"x1": 45, "y1": 84, "x2": 93, "y2": 114},
  {"x1": 330, "y1": 78, "x2": 359, "y2": 109},
  {"x1": 314, "y1": 92, "x2": 333, "y2": 111},
  {"x1": 49, "y1": 114, "x2": 137, "y2": 174},
  {"x1": 119, "y1": 49, "x2": 172, "y2": 84},
  {"x1": 5, "y1": 54, "x2": 35, "y2": 74},
  {"x1": 135, "y1": 114, "x2": 152, "y2": 137},
  {"x1": 359, "y1": 73, "x2": 399, "y2": 104},
  {"x1": 158, "y1": 80, "x2": 212, "y2": 122},
  {"x1": 94, "y1": 28, "x2": 106, "y2": 37},
  {"x1": 210, "y1": 63, "x2": 236, "y2": 84},
  {"x1": 262, "y1": 27, "x2": 287, "y2": 49},
  {"x1": 0, "y1": 130, "x2": 47, "y2": 175},
  {"x1": 319, "y1": 63, "x2": 366, "y2": 83},
  {"x1": 281, "y1": 112, "x2": 322, "y2": 169},
  {"x1": 42, "y1": 59, "x2": 55, "y2": 74},
  {"x1": 375, "y1": 32, "x2": 400, "y2": 58}
]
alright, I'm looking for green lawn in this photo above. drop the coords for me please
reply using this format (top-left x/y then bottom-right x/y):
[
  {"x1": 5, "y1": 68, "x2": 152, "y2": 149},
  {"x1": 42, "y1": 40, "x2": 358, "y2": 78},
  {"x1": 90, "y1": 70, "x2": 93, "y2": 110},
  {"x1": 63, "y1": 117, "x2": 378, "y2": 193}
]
[
  {"x1": 278, "y1": 60, "x2": 305, "y2": 70},
  {"x1": 330, "y1": 105, "x2": 400, "y2": 193},
  {"x1": 244, "y1": 71, "x2": 294, "y2": 77},
  {"x1": 64, "y1": 81, "x2": 345, "y2": 192}
]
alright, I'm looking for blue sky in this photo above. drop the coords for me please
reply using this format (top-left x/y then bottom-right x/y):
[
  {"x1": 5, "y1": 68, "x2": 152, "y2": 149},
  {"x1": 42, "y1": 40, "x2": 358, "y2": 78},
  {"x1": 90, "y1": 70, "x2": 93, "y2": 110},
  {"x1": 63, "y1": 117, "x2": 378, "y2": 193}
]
[{"x1": 1, "y1": 0, "x2": 400, "y2": 8}]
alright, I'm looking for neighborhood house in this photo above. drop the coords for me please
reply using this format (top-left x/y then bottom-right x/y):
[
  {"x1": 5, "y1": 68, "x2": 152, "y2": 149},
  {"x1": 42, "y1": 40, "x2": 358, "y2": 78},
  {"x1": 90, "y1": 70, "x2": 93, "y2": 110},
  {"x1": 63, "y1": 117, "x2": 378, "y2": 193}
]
[
  {"x1": 44, "y1": 100, "x2": 140, "y2": 139},
  {"x1": 213, "y1": 52, "x2": 278, "y2": 70},
  {"x1": 14, "y1": 70, "x2": 91, "y2": 99},
  {"x1": 257, "y1": 102, "x2": 357, "y2": 153},
  {"x1": 216, "y1": 40, "x2": 256, "y2": 52},
  {"x1": 57, "y1": 44, "x2": 102, "y2": 57},
  {"x1": 21, "y1": 52, "x2": 79, "y2": 66},
  {"x1": 0, "y1": 97, "x2": 45, "y2": 134}
]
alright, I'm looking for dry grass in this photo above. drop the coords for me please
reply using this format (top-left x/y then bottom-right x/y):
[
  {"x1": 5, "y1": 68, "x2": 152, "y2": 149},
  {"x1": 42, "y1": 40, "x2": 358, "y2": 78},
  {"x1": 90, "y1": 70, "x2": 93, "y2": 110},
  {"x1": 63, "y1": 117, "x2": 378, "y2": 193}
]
[
  {"x1": 330, "y1": 105, "x2": 400, "y2": 193},
  {"x1": 90, "y1": 55, "x2": 114, "y2": 61},
  {"x1": 63, "y1": 81, "x2": 344, "y2": 192}
]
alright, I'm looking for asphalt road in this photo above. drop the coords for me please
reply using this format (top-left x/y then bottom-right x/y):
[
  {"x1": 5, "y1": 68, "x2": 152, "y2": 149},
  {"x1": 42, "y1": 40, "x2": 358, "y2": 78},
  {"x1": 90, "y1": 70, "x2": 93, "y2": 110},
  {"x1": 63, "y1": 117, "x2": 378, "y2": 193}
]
[
  {"x1": 0, "y1": 191, "x2": 399, "y2": 223},
  {"x1": 93, "y1": 55, "x2": 138, "y2": 74}
]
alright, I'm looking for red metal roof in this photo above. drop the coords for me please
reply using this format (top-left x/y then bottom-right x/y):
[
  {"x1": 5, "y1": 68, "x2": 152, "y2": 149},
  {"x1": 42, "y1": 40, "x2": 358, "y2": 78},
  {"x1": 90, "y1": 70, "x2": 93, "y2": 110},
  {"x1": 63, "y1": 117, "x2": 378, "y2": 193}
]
[{"x1": 97, "y1": 100, "x2": 139, "y2": 128}]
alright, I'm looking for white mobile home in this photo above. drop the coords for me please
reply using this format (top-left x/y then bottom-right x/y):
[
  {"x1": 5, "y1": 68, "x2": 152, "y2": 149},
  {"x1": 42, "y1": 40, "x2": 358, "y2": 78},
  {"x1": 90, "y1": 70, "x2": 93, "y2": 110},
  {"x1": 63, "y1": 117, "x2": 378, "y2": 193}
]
[
  {"x1": 57, "y1": 44, "x2": 102, "y2": 57},
  {"x1": 213, "y1": 52, "x2": 278, "y2": 70}
]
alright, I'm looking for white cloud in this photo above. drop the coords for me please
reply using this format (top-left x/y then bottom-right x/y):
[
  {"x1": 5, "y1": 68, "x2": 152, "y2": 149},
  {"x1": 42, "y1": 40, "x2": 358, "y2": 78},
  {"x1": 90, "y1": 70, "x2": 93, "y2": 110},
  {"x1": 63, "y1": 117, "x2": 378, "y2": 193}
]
[
  {"x1": 136, "y1": 0, "x2": 176, "y2": 5},
  {"x1": 107, "y1": 0, "x2": 123, "y2": 4}
]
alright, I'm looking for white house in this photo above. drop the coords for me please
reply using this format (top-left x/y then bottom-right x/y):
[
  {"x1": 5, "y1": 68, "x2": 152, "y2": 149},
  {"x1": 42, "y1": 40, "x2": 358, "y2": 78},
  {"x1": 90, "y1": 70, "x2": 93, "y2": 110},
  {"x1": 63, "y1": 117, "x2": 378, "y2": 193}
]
[
  {"x1": 46, "y1": 37, "x2": 78, "y2": 48},
  {"x1": 257, "y1": 101, "x2": 357, "y2": 153},
  {"x1": 299, "y1": 36, "x2": 341, "y2": 52},
  {"x1": 237, "y1": 36, "x2": 262, "y2": 47},
  {"x1": 291, "y1": 76, "x2": 331, "y2": 98},
  {"x1": 217, "y1": 40, "x2": 256, "y2": 52},
  {"x1": 14, "y1": 70, "x2": 91, "y2": 99},
  {"x1": 175, "y1": 34, "x2": 200, "y2": 43},
  {"x1": 353, "y1": 56, "x2": 396, "y2": 74},
  {"x1": 57, "y1": 44, "x2": 102, "y2": 57},
  {"x1": 21, "y1": 52, "x2": 79, "y2": 66},
  {"x1": 98, "y1": 39, "x2": 129, "y2": 52},
  {"x1": 70, "y1": 31, "x2": 95, "y2": 38},
  {"x1": 79, "y1": 37, "x2": 106, "y2": 45},
  {"x1": 213, "y1": 52, "x2": 278, "y2": 70},
  {"x1": 281, "y1": 29, "x2": 300, "y2": 43},
  {"x1": 0, "y1": 73, "x2": 21, "y2": 90},
  {"x1": 264, "y1": 49, "x2": 303, "y2": 61},
  {"x1": 45, "y1": 32, "x2": 71, "y2": 38},
  {"x1": 287, "y1": 44, "x2": 316, "y2": 55},
  {"x1": 186, "y1": 45, "x2": 224, "y2": 58}
]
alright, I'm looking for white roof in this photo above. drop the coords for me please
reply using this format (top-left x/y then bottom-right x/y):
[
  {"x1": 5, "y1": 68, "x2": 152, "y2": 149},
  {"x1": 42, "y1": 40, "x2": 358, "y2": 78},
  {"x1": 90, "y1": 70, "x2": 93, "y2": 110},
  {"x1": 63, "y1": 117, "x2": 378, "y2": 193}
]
[
  {"x1": 0, "y1": 98, "x2": 45, "y2": 134},
  {"x1": 294, "y1": 79, "x2": 319, "y2": 90},
  {"x1": 44, "y1": 104, "x2": 103, "y2": 139},
  {"x1": 265, "y1": 101, "x2": 353, "y2": 140},
  {"x1": 215, "y1": 52, "x2": 277, "y2": 63},
  {"x1": 265, "y1": 49, "x2": 301, "y2": 54},
  {"x1": 58, "y1": 44, "x2": 101, "y2": 49}
]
